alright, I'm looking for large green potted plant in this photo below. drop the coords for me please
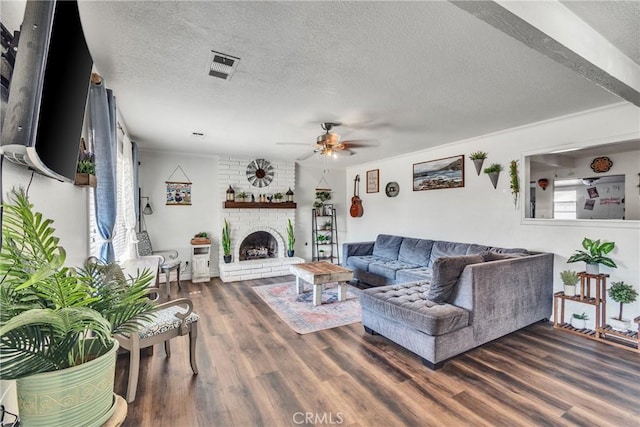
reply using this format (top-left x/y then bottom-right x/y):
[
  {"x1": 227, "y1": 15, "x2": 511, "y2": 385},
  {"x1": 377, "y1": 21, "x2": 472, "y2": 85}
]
[
  {"x1": 0, "y1": 188, "x2": 156, "y2": 427},
  {"x1": 607, "y1": 281, "x2": 638, "y2": 331},
  {"x1": 567, "y1": 237, "x2": 617, "y2": 275},
  {"x1": 222, "y1": 219, "x2": 232, "y2": 263},
  {"x1": 286, "y1": 219, "x2": 295, "y2": 257}
]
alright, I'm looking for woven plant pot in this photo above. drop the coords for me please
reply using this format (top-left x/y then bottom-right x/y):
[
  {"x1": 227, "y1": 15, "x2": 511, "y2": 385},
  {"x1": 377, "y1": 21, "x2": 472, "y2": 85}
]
[{"x1": 16, "y1": 340, "x2": 118, "y2": 427}]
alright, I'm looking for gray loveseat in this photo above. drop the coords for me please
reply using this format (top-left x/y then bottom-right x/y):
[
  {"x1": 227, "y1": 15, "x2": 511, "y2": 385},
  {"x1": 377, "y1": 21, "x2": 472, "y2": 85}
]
[{"x1": 342, "y1": 234, "x2": 553, "y2": 369}]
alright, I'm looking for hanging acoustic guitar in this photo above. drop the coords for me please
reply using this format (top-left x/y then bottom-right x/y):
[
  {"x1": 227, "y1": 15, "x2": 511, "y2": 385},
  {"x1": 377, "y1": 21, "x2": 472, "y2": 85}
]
[{"x1": 350, "y1": 175, "x2": 364, "y2": 218}]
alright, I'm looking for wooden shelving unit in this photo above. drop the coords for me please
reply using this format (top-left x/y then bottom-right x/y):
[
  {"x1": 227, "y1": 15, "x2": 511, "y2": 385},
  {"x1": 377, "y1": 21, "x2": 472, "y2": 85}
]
[
  {"x1": 224, "y1": 201, "x2": 296, "y2": 209},
  {"x1": 553, "y1": 272, "x2": 638, "y2": 352}
]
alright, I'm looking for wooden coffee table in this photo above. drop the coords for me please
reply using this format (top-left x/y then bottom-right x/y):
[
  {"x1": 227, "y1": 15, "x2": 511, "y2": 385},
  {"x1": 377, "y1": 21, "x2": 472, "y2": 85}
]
[{"x1": 289, "y1": 262, "x2": 354, "y2": 306}]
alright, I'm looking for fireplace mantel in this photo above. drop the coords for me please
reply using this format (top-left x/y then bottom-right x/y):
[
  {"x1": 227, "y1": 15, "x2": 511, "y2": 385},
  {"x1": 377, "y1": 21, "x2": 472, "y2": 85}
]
[{"x1": 224, "y1": 202, "x2": 296, "y2": 209}]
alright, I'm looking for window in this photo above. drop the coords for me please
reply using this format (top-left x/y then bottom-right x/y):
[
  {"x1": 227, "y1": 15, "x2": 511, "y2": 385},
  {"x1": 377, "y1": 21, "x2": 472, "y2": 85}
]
[{"x1": 553, "y1": 188, "x2": 577, "y2": 219}]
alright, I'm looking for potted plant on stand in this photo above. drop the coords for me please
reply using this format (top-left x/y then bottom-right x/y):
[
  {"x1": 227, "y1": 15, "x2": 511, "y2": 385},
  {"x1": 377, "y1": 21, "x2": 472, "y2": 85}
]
[
  {"x1": 570, "y1": 312, "x2": 589, "y2": 330},
  {"x1": 560, "y1": 270, "x2": 579, "y2": 297},
  {"x1": 286, "y1": 219, "x2": 295, "y2": 257},
  {"x1": 567, "y1": 237, "x2": 617, "y2": 275},
  {"x1": 607, "y1": 281, "x2": 638, "y2": 331},
  {"x1": 0, "y1": 188, "x2": 156, "y2": 427},
  {"x1": 222, "y1": 219, "x2": 232, "y2": 263}
]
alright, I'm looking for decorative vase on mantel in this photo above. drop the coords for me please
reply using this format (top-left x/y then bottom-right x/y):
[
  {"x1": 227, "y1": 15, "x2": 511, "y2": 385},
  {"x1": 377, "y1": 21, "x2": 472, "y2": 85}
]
[{"x1": 472, "y1": 158, "x2": 485, "y2": 176}]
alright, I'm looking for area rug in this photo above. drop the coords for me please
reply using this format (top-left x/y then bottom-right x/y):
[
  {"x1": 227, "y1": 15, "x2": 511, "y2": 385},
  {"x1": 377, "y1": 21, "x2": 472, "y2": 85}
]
[{"x1": 253, "y1": 282, "x2": 362, "y2": 334}]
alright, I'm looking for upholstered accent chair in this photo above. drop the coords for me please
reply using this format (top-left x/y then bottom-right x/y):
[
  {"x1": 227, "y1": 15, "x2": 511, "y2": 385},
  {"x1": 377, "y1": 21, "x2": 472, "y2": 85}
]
[
  {"x1": 136, "y1": 231, "x2": 181, "y2": 297},
  {"x1": 114, "y1": 293, "x2": 199, "y2": 402}
]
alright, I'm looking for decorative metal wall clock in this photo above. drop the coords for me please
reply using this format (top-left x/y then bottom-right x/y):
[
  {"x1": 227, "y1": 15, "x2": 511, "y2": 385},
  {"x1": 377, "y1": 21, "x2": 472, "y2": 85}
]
[
  {"x1": 246, "y1": 158, "x2": 274, "y2": 187},
  {"x1": 590, "y1": 156, "x2": 613, "y2": 173}
]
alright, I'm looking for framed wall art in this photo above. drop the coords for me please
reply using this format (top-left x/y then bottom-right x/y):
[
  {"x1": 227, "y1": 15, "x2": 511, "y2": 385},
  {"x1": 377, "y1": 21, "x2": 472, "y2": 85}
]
[
  {"x1": 366, "y1": 169, "x2": 379, "y2": 193},
  {"x1": 413, "y1": 155, "x2": 464, "y2": 191}
]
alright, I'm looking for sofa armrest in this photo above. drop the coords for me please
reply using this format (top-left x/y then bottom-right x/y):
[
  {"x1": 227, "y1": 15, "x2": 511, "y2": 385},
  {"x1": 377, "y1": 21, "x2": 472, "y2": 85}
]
[{"x1": 342, "y1": 241, "x2": 375, "y2": 266}]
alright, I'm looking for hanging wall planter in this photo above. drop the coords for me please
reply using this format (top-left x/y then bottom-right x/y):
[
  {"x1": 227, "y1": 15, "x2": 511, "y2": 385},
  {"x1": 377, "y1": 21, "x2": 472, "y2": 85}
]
[
  {"x1": 484, "y1": 163, "x2": 503, "y2": 189},
  {"x1": 509, "y1": 160, "x2": 520, "y2": 207},
  {"x1": 469, "y1": 151, "x2": 487, "y2": 176}
]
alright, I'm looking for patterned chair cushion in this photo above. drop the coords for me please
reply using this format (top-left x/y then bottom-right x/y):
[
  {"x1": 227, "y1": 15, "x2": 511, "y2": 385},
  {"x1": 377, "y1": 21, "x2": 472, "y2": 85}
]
[
  {"x1": 136, "y1": 231, "x2": 153, "y2": 257},
  {"x1": 137, "y1": 306, "x2": 199, "y2": 339}
]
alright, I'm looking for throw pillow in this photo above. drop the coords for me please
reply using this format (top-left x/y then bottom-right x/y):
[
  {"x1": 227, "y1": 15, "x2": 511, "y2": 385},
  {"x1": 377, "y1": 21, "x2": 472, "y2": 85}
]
[{"x1": 426, "y1": 254, "x2": 484, "y2": 303}]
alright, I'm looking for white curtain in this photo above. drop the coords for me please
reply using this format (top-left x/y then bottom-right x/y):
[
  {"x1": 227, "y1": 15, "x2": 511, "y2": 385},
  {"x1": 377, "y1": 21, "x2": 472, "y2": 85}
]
[{"x1": 121, "y1": 134, "x2": 137, "y2": 260}]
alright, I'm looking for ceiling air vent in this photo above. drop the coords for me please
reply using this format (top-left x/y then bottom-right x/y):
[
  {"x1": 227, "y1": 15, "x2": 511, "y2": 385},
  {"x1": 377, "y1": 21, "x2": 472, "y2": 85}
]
[{"x1": 208, "y1": 51, "x2": 240, "y2": 80}]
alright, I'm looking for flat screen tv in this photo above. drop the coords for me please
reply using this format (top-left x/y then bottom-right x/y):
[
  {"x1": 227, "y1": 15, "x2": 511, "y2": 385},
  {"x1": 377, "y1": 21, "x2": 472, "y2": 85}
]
[{"x1": 1, "y1": 0, "x2": 93, "y2": 182}]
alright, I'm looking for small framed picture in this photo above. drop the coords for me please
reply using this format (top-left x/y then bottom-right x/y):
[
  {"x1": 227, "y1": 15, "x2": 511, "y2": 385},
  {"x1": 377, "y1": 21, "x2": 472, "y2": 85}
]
[
  {"x1": 323, "y1": 204, "x2": 333, "y2": 216},
  {"x1": 366, "y1": 169, "x2": 379, "y2": 193}
]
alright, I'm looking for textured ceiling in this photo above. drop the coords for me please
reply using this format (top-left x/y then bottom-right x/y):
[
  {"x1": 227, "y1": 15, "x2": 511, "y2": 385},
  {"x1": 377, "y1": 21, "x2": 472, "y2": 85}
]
[{"x1": 74, "y1": 1, "x2": 632, "y2": 167}]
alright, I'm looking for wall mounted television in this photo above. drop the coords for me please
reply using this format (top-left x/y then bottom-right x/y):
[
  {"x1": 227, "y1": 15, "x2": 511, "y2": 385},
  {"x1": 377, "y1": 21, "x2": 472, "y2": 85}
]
[{"x1": 1, "y1": 0, "x2": 93, "y2": 182}]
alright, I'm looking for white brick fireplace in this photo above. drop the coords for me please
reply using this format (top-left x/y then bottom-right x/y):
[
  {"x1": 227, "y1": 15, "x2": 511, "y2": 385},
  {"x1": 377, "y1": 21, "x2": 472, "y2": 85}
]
[{"x1": 218, "y1": 157, "x2": 303, "y2": 282}]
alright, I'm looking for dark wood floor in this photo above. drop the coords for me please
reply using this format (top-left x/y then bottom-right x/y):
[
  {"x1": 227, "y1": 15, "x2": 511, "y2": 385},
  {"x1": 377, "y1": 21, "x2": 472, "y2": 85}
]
[{"x1": 116, "y1": 276, "x2": 640, "y2": 427}]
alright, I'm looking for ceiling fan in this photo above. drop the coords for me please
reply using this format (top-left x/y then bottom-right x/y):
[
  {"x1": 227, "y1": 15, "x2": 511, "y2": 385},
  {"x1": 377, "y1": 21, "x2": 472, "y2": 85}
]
[{"x1": 278, "y1": 122, "x2": 377, "y2": 160}]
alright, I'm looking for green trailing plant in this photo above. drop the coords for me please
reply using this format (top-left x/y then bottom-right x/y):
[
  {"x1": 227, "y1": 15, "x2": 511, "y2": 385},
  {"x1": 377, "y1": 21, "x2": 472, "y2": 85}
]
[
  {"x1": 194, "y1": 232, "x2": 209, "y2": 238},
  {"x1": 567, "y1": 238, "x2": 617, "y2": 268},
  {"x1": 483, "y1": 163, "x2": 503, "y2": 174},
  {"x1": 313, "y1": 200, "x2": 324, "y2": 209},
  {"x1": 469, "y1": 151, "x2": 487, "y2": 160},
  {"x1": 222, "y1": 219, "x2": 231, "y2": 256},
  {"x1": 572, "y1": 312, "x2": 589, "y2": 320},
  {"x1": 560, "y1": 270, "x2": 579, "y2": 286},
  {"x1": 286, "y1": 219, "x2": 295, "y2": 252},
  {"x1": 316, "y1": 234, "x2": 331, "y2": 243},
  {"x1": 0, "y1": 188, "x2": 155, "y2": 380},
  {"x1": 607, "y1": 281, "x2": 638, "y2": 321},
  {"x1": 509, "y1": 160, "x2": 519, "y2": 206}
]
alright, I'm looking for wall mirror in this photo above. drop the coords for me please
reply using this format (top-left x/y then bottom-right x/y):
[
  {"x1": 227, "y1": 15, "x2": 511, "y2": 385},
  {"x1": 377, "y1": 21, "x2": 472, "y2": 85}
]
[{"x1": 525, "y1": 139, "x2": 639, "y2": 222}]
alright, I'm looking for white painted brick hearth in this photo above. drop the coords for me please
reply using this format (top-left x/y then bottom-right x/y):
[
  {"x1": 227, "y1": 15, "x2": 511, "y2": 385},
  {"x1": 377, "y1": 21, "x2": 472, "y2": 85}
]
[{"x1": 218, "y1": 156, "x2": 301, "y2": 282}]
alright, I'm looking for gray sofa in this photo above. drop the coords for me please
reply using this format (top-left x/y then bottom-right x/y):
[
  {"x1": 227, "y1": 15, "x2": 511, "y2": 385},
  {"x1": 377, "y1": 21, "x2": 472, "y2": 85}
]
[{"x1": 342, "y1": 234, "x2": 553, "y2": 369}]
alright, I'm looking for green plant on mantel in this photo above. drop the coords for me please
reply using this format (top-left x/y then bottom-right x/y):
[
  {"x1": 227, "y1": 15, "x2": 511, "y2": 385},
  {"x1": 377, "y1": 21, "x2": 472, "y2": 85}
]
[{"x1": 469, "y1": 151, "x2": 488, "y2": 160}]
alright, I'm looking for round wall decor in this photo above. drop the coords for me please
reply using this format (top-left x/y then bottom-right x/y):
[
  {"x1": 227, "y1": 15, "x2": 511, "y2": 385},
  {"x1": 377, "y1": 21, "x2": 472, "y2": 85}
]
[
  {"x1": 590, "y1": 156, "x2": 613, "y2": 173},
  {"x1": 385, "y1": 181, "x2": 400, "y2": 197},
  {"x1": 246, "y1": 159, "x2": 274, "y2": 187}
]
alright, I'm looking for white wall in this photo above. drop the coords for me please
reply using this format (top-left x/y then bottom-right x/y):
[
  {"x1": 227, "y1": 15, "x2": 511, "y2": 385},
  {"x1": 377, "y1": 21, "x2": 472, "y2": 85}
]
[
  {"x1": 137, "y1": 150, "x2": 219, "y2": 278},
  {"x1": 345, "y1": 103, "x2": 640, "y2": 325}
]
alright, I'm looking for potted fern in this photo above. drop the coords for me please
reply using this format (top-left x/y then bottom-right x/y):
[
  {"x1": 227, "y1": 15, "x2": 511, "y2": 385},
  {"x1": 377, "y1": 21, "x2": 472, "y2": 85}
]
[
  {"x1": 469, "y1": 151, "x2": 487, "y2": 176},
  {"x1": 567, "y1": 237, "x2": 617, "y2": 275},
  {"x1": 0, "y1": 188, "x2": 156, "y2": 426},
  {"x1": 222, "y1": 219, "x2": 232, "y2": 263},
  {"x1": 286, "y1": 219, "x2": 295, "y2": 257},
  {"x1": 607, "y1": 281, "x2": 638, "y2": 331},
  {"x1": 560, "y1": 270, "x2": 579, "y2": 297},
  {"x1": 484, "y1": 163, "x2": 503, "y2": 189}
]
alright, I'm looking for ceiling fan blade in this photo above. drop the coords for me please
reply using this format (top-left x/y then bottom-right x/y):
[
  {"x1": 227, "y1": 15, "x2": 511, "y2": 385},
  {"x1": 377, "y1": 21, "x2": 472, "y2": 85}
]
[
  {"x1": 334, "y1": 148, "x2": 353, "y2": 157},
  {"x1": 342, "y1": 139, "x2": 379, "y2": 148},
  {"x1": 296, "y1": 150, "x2": 318, "y2": 161}
]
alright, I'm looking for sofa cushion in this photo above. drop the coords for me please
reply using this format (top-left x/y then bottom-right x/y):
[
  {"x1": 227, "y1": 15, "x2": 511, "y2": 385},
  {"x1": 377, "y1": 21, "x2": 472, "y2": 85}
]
[
  {"x1": 369, "y1": 260, "x2": 421, "y2": 280},
  {"x1": 429, "y1": 241, "x2": 471, "y2": 265},
  {"x1": 398, "y1": 238, "x2": 434, "y2": 266},
  {"x1": 427, "y1": 254, "x2": 485, "y2": 303},
  {"x1": 346, "y1": 255, "x2": 379, "y2": 272},
  {"x1": 372, "y1": 234, "x2": 404, "y2": 260},
  {"x1": 489, "y1": 247, "x2": 530, "y2": 254},
  {"x1": 360, "y1": 282, "x2": 469, "y2": 336},
  {"x1": 466, "y1": 244, "x2": 490, "y2": 255},
  {"x1": 396, "y1": 267, "x2": 433, "y2": 283}
]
